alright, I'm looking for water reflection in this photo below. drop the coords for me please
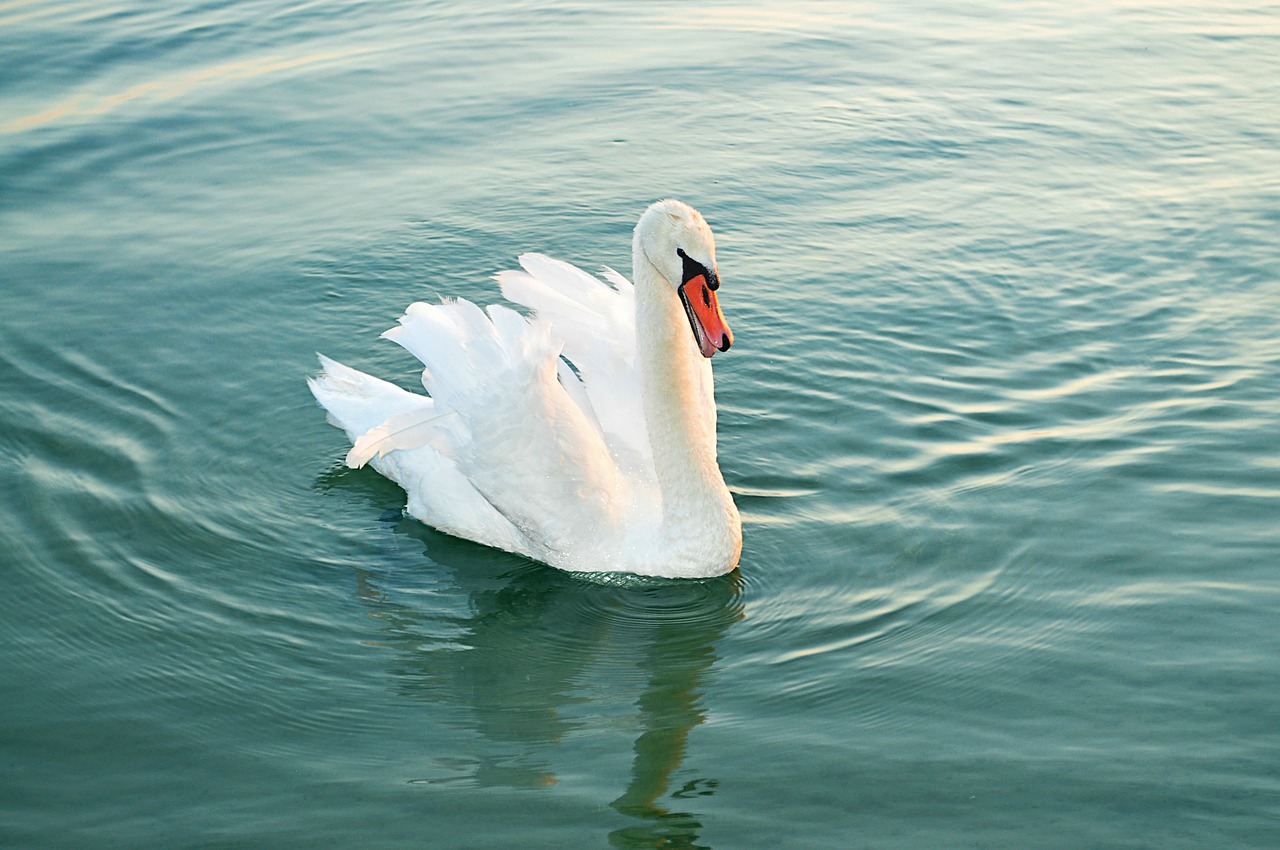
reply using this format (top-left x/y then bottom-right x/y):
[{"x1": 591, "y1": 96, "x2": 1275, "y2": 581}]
[{"x1": 355, "y1": 513, "x2": 742, "y2": 849}]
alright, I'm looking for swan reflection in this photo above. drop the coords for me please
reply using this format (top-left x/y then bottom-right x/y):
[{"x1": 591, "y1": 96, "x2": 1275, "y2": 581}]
[{"x1": 352, "y1": 514, "x2": 743, "y2": 848}]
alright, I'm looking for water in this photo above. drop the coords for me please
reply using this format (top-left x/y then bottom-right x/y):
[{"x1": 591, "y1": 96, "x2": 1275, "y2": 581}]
[{"x1": 3, "y1": 1, "x2": 1278, "y2": 846}]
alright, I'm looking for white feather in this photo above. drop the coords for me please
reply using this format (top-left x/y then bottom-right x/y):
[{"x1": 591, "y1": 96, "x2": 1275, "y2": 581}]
[
  {"x1": 345, "y1": 408, "x2": 454, "y2": 469},
  {"x1": 309, "y1": 200, "x2": 741, "y2": 577}
]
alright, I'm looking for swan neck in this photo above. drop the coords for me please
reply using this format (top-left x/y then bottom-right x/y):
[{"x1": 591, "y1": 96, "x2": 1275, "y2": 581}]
[{"x1": 632, "y1": 244, "x2": 734, "y2": 528}]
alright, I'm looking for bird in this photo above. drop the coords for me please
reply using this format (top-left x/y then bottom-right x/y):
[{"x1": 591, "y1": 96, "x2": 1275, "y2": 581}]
[{"x1": 308, "y1": 199, "x2": 741, "y2": 578}]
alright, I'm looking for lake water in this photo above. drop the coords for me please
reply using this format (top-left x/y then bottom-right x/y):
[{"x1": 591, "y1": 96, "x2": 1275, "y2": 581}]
[{"x1": 3, "y1": 1, "x2": 1278, "y2": 847}]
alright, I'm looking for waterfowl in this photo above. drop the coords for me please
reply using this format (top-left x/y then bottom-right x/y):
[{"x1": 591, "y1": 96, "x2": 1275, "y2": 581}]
[{"x1": 308, "y1": 200, "x2": 740, "y2": 578}]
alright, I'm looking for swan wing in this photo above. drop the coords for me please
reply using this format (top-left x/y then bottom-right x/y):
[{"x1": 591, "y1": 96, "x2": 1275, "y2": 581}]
[
  {"x1": 497, "y1": 254, "x2": 653, "y2": 479},
  {"x1": 379, "y1": 297, "x2": 639, "y2": 569}
]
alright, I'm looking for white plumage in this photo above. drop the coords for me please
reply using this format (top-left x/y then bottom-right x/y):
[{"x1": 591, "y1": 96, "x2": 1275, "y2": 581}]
[{"x1": 309, "y1": 200, "x2": 741, "y2": 578}]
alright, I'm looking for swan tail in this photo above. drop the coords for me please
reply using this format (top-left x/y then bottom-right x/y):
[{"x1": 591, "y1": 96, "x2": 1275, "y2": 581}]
[
  {"x1": 309, "y1": 354, "x2": 535, "y2": 555},
  {"x1": 308, "y1": 354, "x2": 422, "y2": 436},
  {"x1": 307, "y1": 354, "x2": 436, "y2": 455}
]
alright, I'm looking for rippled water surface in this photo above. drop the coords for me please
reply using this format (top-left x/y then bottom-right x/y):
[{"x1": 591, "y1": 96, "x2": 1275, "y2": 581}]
[{"x1": 3, "y1": 1, "x2": 1279, "y2": 847}]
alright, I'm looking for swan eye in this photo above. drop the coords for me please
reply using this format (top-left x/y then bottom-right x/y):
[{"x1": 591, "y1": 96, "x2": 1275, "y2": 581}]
[{"x1": 676, "y1": 247, "x2": 688, "y2": 259}]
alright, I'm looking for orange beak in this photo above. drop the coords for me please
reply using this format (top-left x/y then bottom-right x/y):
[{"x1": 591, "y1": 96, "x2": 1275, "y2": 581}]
[{"x1": 678, "y1": 271, "x2": 733, "y2": 358}]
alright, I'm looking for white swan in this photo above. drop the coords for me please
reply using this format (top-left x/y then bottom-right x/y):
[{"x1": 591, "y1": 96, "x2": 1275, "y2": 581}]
[{"x1": 308, "y1": 200, "x2": 741, "y2": 578}]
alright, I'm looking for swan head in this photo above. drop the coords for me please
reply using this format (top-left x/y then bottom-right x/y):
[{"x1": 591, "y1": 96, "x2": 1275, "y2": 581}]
[{"x1": 635, "y1": 199, "x2": 734, "y2": 358}]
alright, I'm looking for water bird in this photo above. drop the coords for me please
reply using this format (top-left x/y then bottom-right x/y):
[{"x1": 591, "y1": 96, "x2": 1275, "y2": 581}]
[{"x1": 309, "y1": 200, "x2": 740, "y2": 578}]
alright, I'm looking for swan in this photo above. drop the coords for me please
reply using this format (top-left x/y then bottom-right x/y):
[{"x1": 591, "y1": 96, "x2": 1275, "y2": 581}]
[{"x1": 308, "y1": 200, "x2": 741, "y2": 578}]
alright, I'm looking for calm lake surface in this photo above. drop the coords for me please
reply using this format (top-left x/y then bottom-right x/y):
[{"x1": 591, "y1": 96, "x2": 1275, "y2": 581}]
[{"x1": 3, "y1": 1, "x2": 1278, "y2": 847}]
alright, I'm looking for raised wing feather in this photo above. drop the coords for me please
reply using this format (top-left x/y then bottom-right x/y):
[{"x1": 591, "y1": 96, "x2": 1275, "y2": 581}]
[{"x1": 498, "y1": 254, "x2": 652, "y2": 478}]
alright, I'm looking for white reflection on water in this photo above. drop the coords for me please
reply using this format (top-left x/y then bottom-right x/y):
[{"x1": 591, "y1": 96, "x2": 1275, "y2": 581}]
[{"x1": 345, "y1": 508, "x2": 743, "y2": 848}]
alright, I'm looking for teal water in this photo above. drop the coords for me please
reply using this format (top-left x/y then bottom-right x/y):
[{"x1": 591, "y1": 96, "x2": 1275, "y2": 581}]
[{"x1": 3, "y1": 1, "x2": 1279, "y2": 847}]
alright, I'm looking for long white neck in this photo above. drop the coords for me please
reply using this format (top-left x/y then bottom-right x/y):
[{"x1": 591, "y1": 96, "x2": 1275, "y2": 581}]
[{"x1": 632, "y1": 244, "x2": 741, "y2": 575}]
